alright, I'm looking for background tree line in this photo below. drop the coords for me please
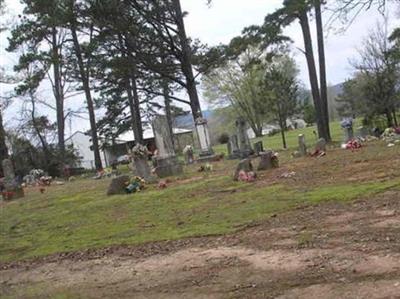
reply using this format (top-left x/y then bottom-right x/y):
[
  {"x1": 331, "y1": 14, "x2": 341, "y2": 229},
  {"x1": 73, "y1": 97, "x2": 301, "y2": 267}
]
[
  {"x1": 1, "y1": 0, "x2": 399, "y2": 176},
  {"x1": 2, "y1": 0, "x2": 218, "y2": 175}
]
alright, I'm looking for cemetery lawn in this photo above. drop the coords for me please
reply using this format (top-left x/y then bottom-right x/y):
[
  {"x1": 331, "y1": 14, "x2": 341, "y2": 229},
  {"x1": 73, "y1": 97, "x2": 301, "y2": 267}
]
[
  {"x1": 213, "y1": 119, "x2": 351, "y2": 155},
  {"x1": 1, "y1": 137, "x2": 399, "y2": 264},
  {"x1": 1, "y1": 137, "x2": 400, "y2": 299}
]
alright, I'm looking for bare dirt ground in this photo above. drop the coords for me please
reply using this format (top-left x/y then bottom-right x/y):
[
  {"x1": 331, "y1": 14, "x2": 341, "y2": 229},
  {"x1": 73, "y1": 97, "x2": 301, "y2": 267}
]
[{"x1": 1, "y1": 189, "x2": 400, "y2": 299}]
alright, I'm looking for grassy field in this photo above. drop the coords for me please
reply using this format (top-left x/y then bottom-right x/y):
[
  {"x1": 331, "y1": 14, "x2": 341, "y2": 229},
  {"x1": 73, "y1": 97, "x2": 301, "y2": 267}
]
[{"x1": 1, "y1": 132, "x2": 399, "y2": 263}]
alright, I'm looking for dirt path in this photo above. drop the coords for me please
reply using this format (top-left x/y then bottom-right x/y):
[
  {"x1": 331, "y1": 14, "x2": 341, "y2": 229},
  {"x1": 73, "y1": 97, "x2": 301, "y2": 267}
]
[{"x1": 1, "y1": 190, "x2": 400, "y2": 299}]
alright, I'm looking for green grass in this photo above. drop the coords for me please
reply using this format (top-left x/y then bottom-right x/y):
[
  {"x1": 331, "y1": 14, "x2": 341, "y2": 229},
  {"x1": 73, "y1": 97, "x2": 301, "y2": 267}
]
[
  {"x1": 1, "y1": 169, "x2": 398, "y2": 263},
  {"x1": 1, "y1": 124, "x2": 398, "y2": 263},
  {"x1": 1, "y1": 283, "x2": 88, "y2": 299},
  {"x1": 213, "y1": 120, "x2": 359, "y2": 155}
]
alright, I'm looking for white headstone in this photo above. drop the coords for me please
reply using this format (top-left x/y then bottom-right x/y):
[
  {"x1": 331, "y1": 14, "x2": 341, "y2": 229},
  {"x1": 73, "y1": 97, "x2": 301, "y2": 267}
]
[{"x1": 195, "y1": 118, "x2": 214, "y2": 156}]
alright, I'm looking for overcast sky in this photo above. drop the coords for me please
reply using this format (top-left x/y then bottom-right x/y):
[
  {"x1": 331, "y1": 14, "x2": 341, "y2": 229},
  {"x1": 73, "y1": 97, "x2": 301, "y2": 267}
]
[
  {"x1": 181, "y1": 0, "x2": 399, "y2": 85},
  {"x1": 1, "y1": 0, "x2": 399, "y2": 135}
]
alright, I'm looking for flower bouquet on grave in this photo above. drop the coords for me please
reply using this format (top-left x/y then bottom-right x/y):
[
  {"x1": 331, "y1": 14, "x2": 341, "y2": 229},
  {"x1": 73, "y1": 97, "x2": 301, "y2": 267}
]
[
  {"x1": 125, "y1": 176, "x2": 146, "y2": 193},
  {"x1": 131, "y1": 144, "x2": 150, "y2": 160}
]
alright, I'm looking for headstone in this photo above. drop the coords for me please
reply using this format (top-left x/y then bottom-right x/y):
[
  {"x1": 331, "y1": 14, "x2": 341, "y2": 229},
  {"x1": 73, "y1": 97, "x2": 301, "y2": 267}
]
[
  {"x1": 195, "y1": 117, "x2": 215, "y2": 158},
  {"x1": 227, "y1": 141, "x2": 232, "y2": 157},
  {"x1": 2, "y1": 159, "x2": 15, "y2": 183},
  {"x1": 107, "y1": 175, "x2": 130, "y2": 195},
  {"x1": 341, "y1": 118, "x2": 354, "y2": 143},
  {"x1": 298, "y1": 134, "x2": 307, "y2": 156},
  {"x1": 233, "y1": 158, "x2": 253, "y2": 181},
  {"x1": 227, "y1": 135, "x2": 240, "y2": 159},
  {"x1": 235, "y1": 117, "x2": 252, "y2": 158},
  {"x1": 131, "y1": 144, "x2": 156, "y2": 182},
  {"x1": 253, "y1": 141, "x2": 264, "y2": 156},
  {"x1": 183, "y1": 145, "x2": 194, "y2": 165},
  {"x1": 315, "y1": 138, "x2": 327, "y2": 152},
  {"x1": 1, "y1": 159, "x2": 24, "y2": 200},
  {"x1": 257, "y1": 151, "x2": 275, "y2": 171},
  {"x1": 153, "y1": 116, "x2": 183, "y2": 178}
]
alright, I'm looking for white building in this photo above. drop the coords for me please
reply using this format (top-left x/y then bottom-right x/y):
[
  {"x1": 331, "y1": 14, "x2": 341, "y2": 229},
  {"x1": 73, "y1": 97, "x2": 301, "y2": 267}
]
[
  {"x1": 66, "y1": 127, "x2": 193, "y2": 169},
  {"x1": 65, "y1": 131, "x2": 107, "y2": 169}
]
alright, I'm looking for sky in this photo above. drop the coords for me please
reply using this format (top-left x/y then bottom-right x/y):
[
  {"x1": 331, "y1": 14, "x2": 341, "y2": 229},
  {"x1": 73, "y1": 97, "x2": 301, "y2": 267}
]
[{"x1": 1, "y1": 0, "x2": 399, "y2": 135}]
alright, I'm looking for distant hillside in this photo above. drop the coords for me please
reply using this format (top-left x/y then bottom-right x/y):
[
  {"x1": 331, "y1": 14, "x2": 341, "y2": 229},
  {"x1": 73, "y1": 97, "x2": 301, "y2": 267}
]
[
  {"x1": 174, "y1": 110, "x2": 214, "y2": 128},
  {"x1": 329, "y1": 82, "x2": 344, "y2": 99},
  {"x1": 173, "y1": 82, "x2": 345, "y2": 128}
]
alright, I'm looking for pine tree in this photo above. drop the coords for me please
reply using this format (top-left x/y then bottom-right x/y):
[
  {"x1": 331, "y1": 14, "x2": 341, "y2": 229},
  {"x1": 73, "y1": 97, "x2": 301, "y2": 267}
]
[{"x1": 7, "y1": 0, "x2": 70, "y2": 162}]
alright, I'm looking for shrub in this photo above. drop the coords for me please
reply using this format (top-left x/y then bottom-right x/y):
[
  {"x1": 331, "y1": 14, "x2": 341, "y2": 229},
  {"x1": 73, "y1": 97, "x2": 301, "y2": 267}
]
[{"x1": 218, "y1": 133, "x2": 230, "y2": 144}]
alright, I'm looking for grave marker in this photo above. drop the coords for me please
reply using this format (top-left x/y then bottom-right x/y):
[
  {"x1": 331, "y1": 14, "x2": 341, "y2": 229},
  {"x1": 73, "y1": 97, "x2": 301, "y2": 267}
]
[
  {"x1": 153, "y1": 116, "x2": 183, "y2": 178},
  {"x1": 235, "y1": 117, "x2": 252, "y2": 158},
  {"x1": 298, "y1": 134, "x2": 307, "y2": 156}
]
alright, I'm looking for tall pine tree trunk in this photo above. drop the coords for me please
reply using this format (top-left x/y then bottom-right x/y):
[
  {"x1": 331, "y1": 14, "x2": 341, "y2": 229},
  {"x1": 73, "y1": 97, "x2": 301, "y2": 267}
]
[
  {"x1": 29, "y1": 92, "x2": 51, "y2": 170},
  {"x1": 129, "y1": 72, "x2": 143, "y2": 144},
  {"x1": 125, "y1": 76, "x2": 143, "y2": 145},
  {"x1": 162, "y1": 81, "x2": 175, "y2": 148},
  {"x1": 278, "y1": 104, "x2": 287, "y2": 149},
  {"x1": 171, "y1": 0, "x2": 203, "y2": 121},
  {"x1": 69, "y1": 4, "x2": 102, "y2": 170},
  {"x1": 315, "y1": 0, "x2": 331, "y2": 141},
  {"x1": 51, "y1": 27, "x2": 66, "y2": 161},
  {"x1": 298, "y1": 10, "x2": 326, "y2": 140},
  {"x1": 0, "y1": 109, "x2": 8, "y2": 164},
  {"x1": 119, "y1": 35, "x2": 143, "y2": 144}
]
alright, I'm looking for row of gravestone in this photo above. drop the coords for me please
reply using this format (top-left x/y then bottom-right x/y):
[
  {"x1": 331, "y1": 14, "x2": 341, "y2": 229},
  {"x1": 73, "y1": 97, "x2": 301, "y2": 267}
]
[
  {"x1": 228, "y1": 117, "x2": 369, "y2": 161},
  {"x1": 227, "y1": 117, "x2": 256, "y2": 159},
  {"x1": 227, "y1": 118, "x2": 267, "y2": 160},
  {"x1": 226, "y1": 117, "x2": 329, "y2": 161},
  {"x1": 108, "y1": 115, "x2": 215, "y2": 195},
  {"x1": 132, "y1": 115, "x2": 218, "y2": 181}
]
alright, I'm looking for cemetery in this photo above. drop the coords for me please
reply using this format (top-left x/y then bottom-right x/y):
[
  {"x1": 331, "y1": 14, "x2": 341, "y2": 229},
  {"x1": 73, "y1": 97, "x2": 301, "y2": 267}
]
[
  {"x1": 1, "y1": 0, "x2": 400, "y2": 298},
  {"x1": 1, "y1": 119, "x2": 400, "y2": 298}
]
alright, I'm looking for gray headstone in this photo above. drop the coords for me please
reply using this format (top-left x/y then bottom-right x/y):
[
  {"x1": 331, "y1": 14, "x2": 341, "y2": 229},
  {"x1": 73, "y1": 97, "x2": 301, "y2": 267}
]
[
  {"x1": 227, "y1": 141, "x2": 232, "y2": 156},
  {"x1": 230, "y1": 135, "x2": 239, "y2": 151},
  {"x1": 298, "y1": 134, "x2": 307, "y2": 156},
  {"x1": 228, "y1": 135, "x2": 240, "y2": 159},
  {"x1": 315, "y1": 138, "x2": 327, "y2": 152},
  {"x1": 153, "y1": 115, "x2": 175, "y2": 158},
  {"x1": 153, "y1": 116, "x2": 183, "y2": 178},
  {"x1": 134, "y1": 156, "x2": 155, "y2": 182},
  {"x1": 233, "y1": 158, "x2": 253, "y2": 181},
  {"x1": 131, "y1": 144, "x2": 156, "y2": 182},
  {"x1": 235, "y1": 117, "x2": 252, "y2": 158},
  {"x1": 154, "y1": 156, "x2": 183, "y2": 178},
  {"x1": 253, "y1": 141, "x2": 264, "y2": 156},
  {"x1": 107, "y1": 175, "x2": 130, "y2": 195},
  {"x1": 257, "y1": 151, "x2": 274, "y2": 171}
]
